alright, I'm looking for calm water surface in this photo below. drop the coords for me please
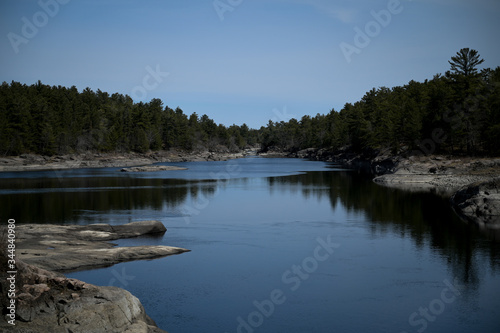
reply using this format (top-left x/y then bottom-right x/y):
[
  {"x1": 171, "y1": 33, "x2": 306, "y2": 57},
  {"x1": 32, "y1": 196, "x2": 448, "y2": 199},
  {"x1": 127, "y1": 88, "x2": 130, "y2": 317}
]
[{"x1": 2, "y1": 157, "x2": 500, "y2": 332}]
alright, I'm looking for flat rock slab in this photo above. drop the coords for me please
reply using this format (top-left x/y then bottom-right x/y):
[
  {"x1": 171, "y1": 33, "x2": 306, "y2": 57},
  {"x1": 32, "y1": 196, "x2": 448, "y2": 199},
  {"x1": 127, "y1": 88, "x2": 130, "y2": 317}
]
[
  {"x1": 15, "y1": 220, "x2": 190, "y2": 272},
  {"x1": 120, "y1": 165, "x2": 187, "y2": 172}
]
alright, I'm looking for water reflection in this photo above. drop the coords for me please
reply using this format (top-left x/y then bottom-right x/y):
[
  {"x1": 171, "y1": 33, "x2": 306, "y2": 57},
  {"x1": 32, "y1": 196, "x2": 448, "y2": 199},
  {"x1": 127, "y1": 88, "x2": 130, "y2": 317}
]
[
  {"x1": 2, "y1": 165, "x2": 499, "y2": 290},
  {"x1": 0, "y1": 177, "x2": 217, "y2": 224},
  {"x1": 266, "y1": 171, "x2": 500, "y2": 288}
]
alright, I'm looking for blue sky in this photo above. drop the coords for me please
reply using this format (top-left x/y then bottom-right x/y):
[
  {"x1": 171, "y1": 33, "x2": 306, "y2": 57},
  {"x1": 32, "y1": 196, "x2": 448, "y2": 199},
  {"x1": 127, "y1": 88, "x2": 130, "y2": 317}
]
[{"x1": 1, "y1": 0, "x2": 499, "y2": 129}]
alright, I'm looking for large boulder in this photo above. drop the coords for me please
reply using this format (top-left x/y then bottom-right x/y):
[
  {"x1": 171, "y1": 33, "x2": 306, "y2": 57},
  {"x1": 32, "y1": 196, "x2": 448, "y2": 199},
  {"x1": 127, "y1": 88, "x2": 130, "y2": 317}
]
[
  {"x1": 451, "y1": 177, "x2": 500, "y2": 228},
  {"x1": 84, "y1": 220, "x2": 168, "y2": 239},
  {"x1": 0, "y1": 259, "x2": 167, "y2": 333}
]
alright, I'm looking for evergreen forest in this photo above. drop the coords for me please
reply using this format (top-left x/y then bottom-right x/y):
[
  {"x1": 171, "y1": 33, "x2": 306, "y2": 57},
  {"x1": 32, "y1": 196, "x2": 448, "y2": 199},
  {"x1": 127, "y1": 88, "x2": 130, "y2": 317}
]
[{"x1": 1, "y1": 49, "x2": 499, "y2": 157}]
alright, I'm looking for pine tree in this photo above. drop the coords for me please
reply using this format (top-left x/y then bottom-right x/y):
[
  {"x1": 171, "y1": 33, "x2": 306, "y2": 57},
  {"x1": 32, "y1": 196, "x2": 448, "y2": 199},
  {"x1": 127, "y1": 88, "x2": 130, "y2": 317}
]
[{"x1": 448, "y1": 48, "x2": 484, "y2": 77}]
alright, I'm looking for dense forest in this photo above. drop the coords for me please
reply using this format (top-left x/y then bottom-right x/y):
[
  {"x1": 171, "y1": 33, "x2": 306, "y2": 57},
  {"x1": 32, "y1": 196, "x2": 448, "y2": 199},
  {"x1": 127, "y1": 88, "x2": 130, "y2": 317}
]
[
  {"x1": 260, "y1": 49, "x2": 500, "y2": 156},
  {"x1": 1, "y1": 48, "x2": 499, "y2": 157},
  {"x1": 0, "y1": 83, "x2": 259, "y2": 155}
]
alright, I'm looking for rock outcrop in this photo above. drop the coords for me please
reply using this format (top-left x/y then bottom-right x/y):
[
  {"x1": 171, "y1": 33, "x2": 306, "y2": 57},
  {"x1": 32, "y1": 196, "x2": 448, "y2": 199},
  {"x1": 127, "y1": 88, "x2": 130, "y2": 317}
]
[
  {"x1": 287, "y1": 147, "x2": 400, "y2": 175},
  {"x1": 284, "y1": 147, "x2": 500, "y2": 227},
  {"x1": 16, "y1": 220, "x2": 189, "y2": 272},
  {"x1": 0, "y1": 153, "x2": 156, "y2": 172},
  {"x1": 451, "y1": 177, "x2": 500, "y2": 228},
  {"x1": 0, "y1": 258, "x2": 168, "y2": 333},
  {"x1": 373, "y1": 156, "x2": 500, "y2": 190},
  {"x1": 0, "y1": 149, "x2": 256, "y2": 172},
  {"x1": 0, "y1": 220, "x2": 187, "y2": 332}
]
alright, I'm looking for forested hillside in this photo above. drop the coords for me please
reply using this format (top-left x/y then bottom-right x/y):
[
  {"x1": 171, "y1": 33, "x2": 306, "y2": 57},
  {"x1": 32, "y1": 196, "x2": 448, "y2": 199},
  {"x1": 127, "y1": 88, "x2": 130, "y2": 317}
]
[
  {"x1": 0, "y1": 82, "x2": 259, "y2": 155},
  {"x1": 260, "y1": 49, "x2": 500, "y2": 156},
  {"x1": 1, "y1": 49, "x2": 499, "y2": 157}
]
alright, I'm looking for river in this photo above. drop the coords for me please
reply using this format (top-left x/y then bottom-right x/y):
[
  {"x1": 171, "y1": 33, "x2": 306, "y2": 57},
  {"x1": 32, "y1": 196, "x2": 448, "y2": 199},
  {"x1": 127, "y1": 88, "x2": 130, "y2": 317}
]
[{"x1": 1, "y1": 157, "x2": 499, "y2": 332}]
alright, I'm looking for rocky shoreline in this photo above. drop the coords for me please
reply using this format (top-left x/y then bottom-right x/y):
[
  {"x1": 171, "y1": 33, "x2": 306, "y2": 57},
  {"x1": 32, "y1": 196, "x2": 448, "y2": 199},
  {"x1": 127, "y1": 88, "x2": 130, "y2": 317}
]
[
  {"x1": 1, "y1": 147, "x2": 499, "y2": 332},
  {"x1": 0, "y1": 261, "x2": 168, "y2": 333},
  {"x1": 0, "y1": 149, "x2": 258, "y2": 173},
  {"x1": 15, "y1": 220, "x2": 189, "y2": 272},
  {"x1": 451, "y1": 177, "x2": 500, "y2": 229},
  {"x1": 1, "y1": 221, "x2": 188, "y2": 332},
  {"x1": 0, "y1": 149, "x2": 254, "y2": 331},
  {"x1": 3, "y1": 147, "x2": 498, "y2": 227},
  {"x1": 285, "y1": 147, "x2": 500, "y2": 228}
]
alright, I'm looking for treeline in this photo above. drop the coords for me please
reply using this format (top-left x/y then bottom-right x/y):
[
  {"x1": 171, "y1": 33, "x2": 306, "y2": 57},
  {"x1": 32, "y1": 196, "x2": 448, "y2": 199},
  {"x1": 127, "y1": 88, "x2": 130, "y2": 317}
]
[
  {"x1": 1, "y1": 49, "x2": 499, "y2": 157},
  {"x1": 0, "y1": 81, "x2": 259, "y2": 155},
  {"x1": 260, "y1": 49, "x2": 500, "y2": 156}
]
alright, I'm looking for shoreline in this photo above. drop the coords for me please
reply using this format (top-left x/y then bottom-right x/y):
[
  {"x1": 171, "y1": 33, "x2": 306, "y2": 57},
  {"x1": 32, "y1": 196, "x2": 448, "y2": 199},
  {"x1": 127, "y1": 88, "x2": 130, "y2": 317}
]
[
  {"x1": 0, "y1": 221, "x2": 187, "y2": 332},
  {"x1": 2, "y1": 148, "x2": 499, "y2": 227},
  {"x1": 0, "y1": 149, "x2": 257, "y2": 173},
  {"x1": 15, "y1": 220, "x2": 190, "y2": 272},
  {"x1": 371, "y1": 155, "x2": 500, "y2": 229},
  {"x1": 2, "y1": 149, "x2": 499, "y2": 330},
  {"x1": 3, "y1": 148, "x2": 499, "y2": 227},
  {"x1": 284, "y1": 147, "x2": 500, "y2": 228}
]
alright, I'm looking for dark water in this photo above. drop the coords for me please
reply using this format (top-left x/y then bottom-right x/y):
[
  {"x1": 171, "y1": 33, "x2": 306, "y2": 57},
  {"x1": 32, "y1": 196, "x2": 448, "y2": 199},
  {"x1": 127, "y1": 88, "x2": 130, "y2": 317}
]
[{"x1": 2, "y1": 157, "x2": 500, "y2": 332}]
